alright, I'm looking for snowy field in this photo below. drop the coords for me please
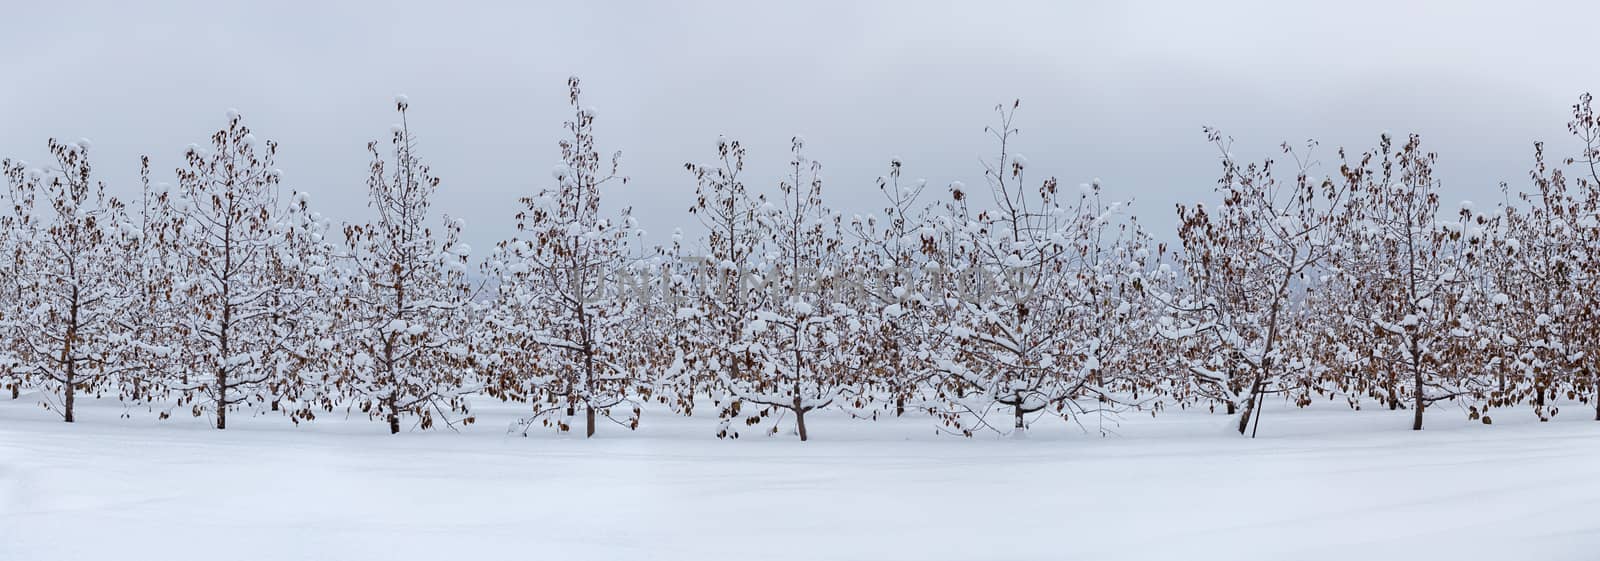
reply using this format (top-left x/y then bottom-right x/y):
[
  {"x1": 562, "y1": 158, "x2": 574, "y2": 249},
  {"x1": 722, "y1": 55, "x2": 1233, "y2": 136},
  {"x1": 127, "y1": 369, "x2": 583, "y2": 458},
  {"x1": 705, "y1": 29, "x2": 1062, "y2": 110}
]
[{"x1": 2, "y1": 396, "x2": 1598, "y2": 561}]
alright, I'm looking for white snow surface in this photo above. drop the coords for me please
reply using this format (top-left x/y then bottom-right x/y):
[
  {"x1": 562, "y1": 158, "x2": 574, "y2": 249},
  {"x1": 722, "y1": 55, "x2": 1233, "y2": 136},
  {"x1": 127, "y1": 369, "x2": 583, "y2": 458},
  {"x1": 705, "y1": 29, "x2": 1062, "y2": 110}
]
[{"x1": 1, "y1": 396, "x2": 1597, "y2": 561}]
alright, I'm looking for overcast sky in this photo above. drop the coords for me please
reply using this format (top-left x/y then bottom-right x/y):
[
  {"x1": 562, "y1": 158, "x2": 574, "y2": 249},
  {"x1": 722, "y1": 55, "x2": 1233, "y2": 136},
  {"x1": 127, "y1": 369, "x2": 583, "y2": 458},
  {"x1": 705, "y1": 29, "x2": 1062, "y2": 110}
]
[{"x1": 2, "y1": 1, "x2": 1595, "y2": 252}]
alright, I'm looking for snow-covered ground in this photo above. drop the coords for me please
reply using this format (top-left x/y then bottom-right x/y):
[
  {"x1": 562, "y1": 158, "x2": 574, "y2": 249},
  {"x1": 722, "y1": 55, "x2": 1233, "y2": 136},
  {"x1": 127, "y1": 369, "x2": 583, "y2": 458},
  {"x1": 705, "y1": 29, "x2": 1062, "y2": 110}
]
[{"x1": 1, "y1": 395, "x2": 1597, "y2": 561}]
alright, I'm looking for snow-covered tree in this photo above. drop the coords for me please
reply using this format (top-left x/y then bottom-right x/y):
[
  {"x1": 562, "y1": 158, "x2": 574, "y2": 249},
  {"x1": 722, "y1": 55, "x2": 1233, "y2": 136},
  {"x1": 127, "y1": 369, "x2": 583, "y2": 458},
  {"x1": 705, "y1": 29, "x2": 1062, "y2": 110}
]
[
  {"x1": 0, "y1": 139, "x2": 148, "y2": 422},
  {"x1": 680, "y1": 136, "x2": 763, "y2": 420},
  {"x1": 125, "y1": 156, "x2": 188, "y2": 415},
  {"x1": 0, "y1": 154, "x2": 29, "y2": 401},
  {"x1": 1331, "y1": 133, "x2": 1496, "y2": 430},
  {"x1": 166, "y1": 111, "x2": 331, "y2": 429},
  {"x1": 1162, "y1": 130, "x2": 1352, "y2": 436},
  {"x1": 844, "y1": 158, "x2": 938, "y2": 419},
  {"x1": 482, "y1": 77, "x2": 647, "y2": 438},
  {"x1": 1556, "y1": 93, "x2": 1600, "y2": 421},
  {"x1": 1486, "y1": 93, "x2": 1600, "y2": 422},
  {"x1": 1486, "y1": 173, "x2": 1564, "y2": 422},
  {"x1": 924, "y1": 102, "x2": 1160, "y2": 436},
  {"x1": 716, "y1": 137, "x2": 858, "y2": 441},
  {"x1": 632, "y1": 231, "x2": 695, "y2": 415},
  {"x1": 326, "y1": 97, "x2": 479, "y2": 434},
  {"x1": 15, "y1": 83, "x2": 1600, "y2": 442}
]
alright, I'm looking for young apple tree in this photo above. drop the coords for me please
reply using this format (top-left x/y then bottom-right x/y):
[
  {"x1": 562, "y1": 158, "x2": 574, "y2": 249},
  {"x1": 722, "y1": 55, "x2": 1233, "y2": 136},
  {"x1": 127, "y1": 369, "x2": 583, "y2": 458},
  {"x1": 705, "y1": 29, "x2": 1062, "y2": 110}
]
[
  {"x1": 327, "y1": 97, "x2": 479, "y2": 434},
  {"x1": 682, "y1": 136, "x2": 763, "y2": 421},
  {"x1": 923, "y1": 102, "x2": 1161, "y2": 436},
  {"x1": 0, "y1": 158, "x2": 25, "y2": 401},
  {"x1": 166, "y1": 111, "x2": 331, "y2": 429},
  {"x1": 1162, "y1": 130, "x2": 1352, "y2": 436},
  {"x1": 123, "y1": 157, "x2": 188, "y2": 411},
  {"x1": 1331, "y1": 133, "x2": 1495, "y2": 430},
  {"x1": 845, "y1": 158, "x2": 939, "y2": 419},
  {"x1": 1, "y1": 139, "x2": 148, "y2": 422},
  {"x1": 716, "y1": 137, "x2": 858, "y2": 441},
  {"x1": 482, "y1": 77, "x2": 646, "y2": 438},
  {"x1": 1486, "y1": 93, "x2": 1600, "y2": 421}
]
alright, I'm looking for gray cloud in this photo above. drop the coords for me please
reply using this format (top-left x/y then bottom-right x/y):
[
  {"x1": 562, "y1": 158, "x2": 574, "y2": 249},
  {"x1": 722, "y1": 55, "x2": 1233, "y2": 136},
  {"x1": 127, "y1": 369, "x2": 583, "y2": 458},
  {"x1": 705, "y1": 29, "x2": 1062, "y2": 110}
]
[{"x1": 2, "y1": 0, "x2": 1594, "y2": 253}]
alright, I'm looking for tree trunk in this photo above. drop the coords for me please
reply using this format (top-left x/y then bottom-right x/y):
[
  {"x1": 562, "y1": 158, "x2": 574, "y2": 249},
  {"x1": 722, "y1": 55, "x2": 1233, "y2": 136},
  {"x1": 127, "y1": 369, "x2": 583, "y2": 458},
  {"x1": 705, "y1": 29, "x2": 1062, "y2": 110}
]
[
  {"x1": 1590, "y1": 367, "x2": 1599, "y2": 421},
  {"x1": 1226, "y1": 366, "x2": 1241, "y2": 415},
  {"x1": 1014, "y1": 404, "x2": 1025, "y2": 430},
  {"x1": 384, "y1": 390, "x2": 400, "y2": 434},
  {"x1": 218, "y1": 230, "x2": 233, "y2": 431},
  {"x1": 1411, "y1": 369, "x2": 1424, "y2": 431},
  {"x1": 215, "y1": 366, "x2": 229, "y2": 430},
  {"x1": 1387, "y1": 373, "x2": 1399, "y2": 410},
  {"x1": 1534, "y1": 382, "x2": 1546, "y2": 418},
  {"x1": 215, "y1": 369, "x2": 228, "y2": 430},
  {"x1": 585, "y1": 405, "x2": 596, "y2": 438},
  {"x1": 63, "y1": 378, "x2": 75, "y2": 423},
  {"x1": 382, "y1": 337, "x2": 399, "y2": 433},
  {"x1": 795, "y1": 407, "x2": 809, "y2": 442},
  {"x1": 1236, "y1": 395, "x2": 1255, "y2": 435},
  {"x1": 1237, "y1": 374, "x2": 1264, "y2": 435},
  {"x1": 64, "y1": 291, "x2": 78, "y2": 423}
]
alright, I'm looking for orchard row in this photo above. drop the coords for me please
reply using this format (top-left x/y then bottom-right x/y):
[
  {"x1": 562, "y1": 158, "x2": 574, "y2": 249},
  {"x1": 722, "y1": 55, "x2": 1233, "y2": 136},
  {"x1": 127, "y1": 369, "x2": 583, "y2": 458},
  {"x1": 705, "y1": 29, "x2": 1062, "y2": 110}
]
[{"x1": 4, "y1": 78, "x2": 1597, "y2": 439}]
